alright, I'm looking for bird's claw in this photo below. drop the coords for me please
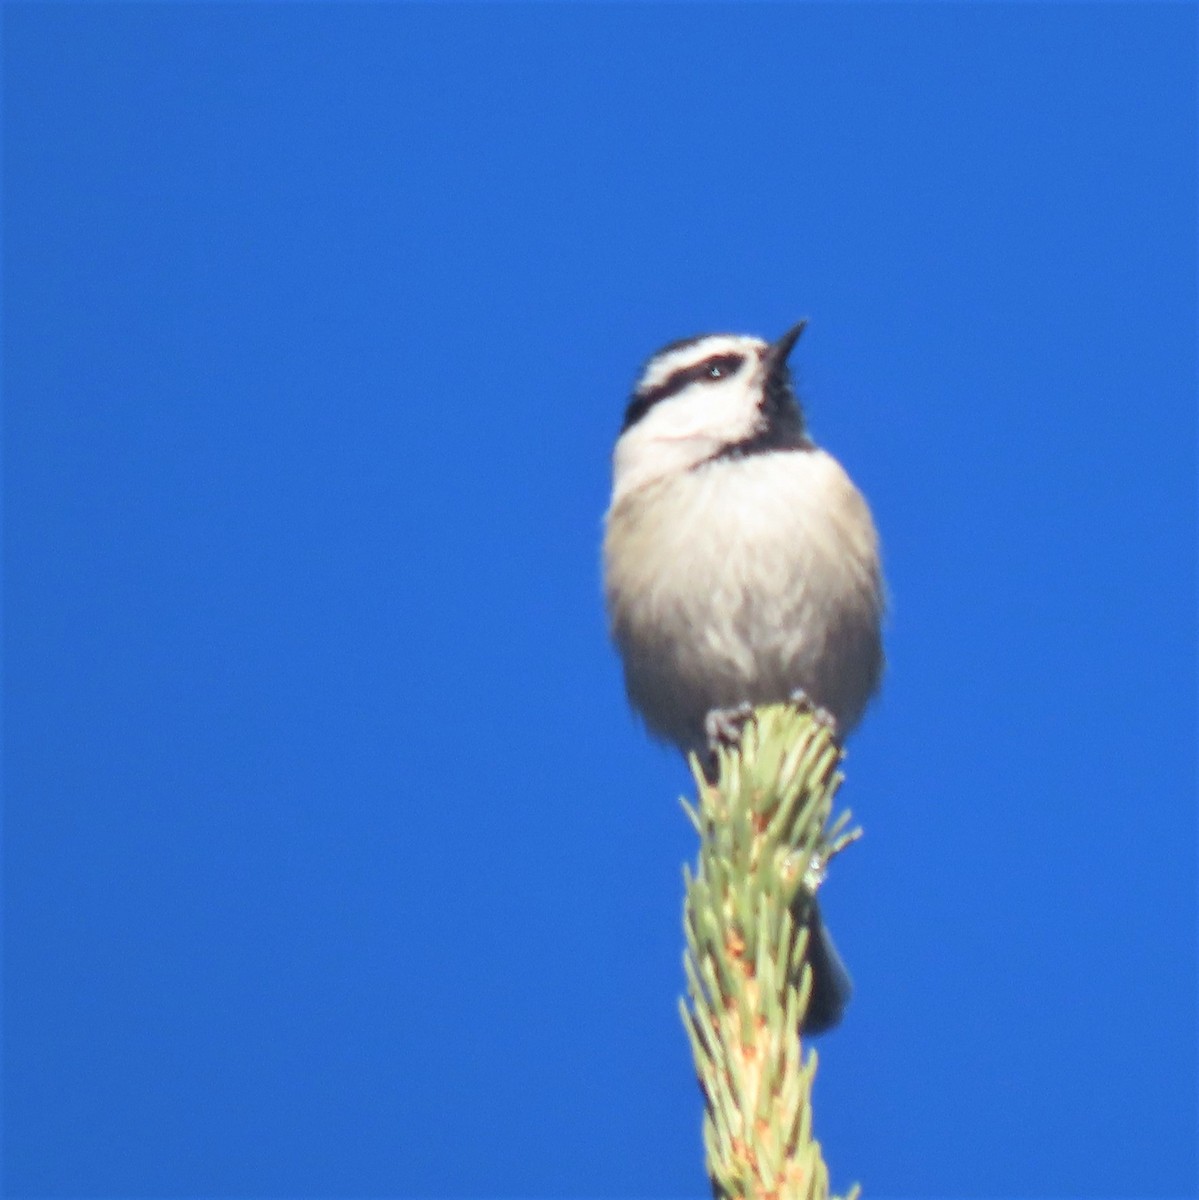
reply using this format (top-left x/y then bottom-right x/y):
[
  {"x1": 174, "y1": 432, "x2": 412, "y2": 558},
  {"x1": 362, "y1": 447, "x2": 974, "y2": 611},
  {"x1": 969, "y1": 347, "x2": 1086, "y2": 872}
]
[
  {"x1": 704, "y1": 702, "x2": 756, "y2": 753},
  {"x1": 788, "y1": 688, "x2": 838, "y2": 734}
]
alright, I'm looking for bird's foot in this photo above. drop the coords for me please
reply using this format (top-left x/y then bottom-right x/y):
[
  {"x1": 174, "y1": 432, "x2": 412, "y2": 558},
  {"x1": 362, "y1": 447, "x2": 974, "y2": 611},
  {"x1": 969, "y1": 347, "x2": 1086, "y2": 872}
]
[
  {"x1": 788, "y1": 688, "x2": 838, "y2": 734},
  {"x1": 704, "y1": 702, "x2": 755, "y2": 754},
  {"x1": 702, "y1": 702, "x2": 755, "y2": 784}
]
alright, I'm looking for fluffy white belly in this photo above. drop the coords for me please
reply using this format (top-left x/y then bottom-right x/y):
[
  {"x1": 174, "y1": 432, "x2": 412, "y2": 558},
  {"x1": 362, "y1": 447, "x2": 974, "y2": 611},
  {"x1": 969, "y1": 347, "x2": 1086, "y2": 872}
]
[{"x1": 604, "y1": 448, "x2": 884, "y2": 752}]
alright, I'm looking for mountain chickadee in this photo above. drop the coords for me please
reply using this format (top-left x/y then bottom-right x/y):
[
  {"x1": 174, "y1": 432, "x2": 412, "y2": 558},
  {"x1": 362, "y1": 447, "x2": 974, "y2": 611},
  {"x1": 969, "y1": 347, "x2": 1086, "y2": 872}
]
[{"x1": 602, "y1": 320, "x2": 885, "y2": 1033}]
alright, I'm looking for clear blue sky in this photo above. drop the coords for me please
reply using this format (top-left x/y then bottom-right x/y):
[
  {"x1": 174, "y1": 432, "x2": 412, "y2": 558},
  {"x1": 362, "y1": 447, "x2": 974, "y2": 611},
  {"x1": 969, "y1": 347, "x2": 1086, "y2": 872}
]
[{"x1": 4, "y1": 4, "x2": 1195, "y2": 1198}]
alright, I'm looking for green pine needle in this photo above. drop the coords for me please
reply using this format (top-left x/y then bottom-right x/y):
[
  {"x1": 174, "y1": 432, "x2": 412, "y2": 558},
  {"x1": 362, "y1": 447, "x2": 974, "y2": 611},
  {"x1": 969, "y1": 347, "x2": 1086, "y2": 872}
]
[{"x1": 679, "y1": 703, "x2": 862, "y2": 1200}]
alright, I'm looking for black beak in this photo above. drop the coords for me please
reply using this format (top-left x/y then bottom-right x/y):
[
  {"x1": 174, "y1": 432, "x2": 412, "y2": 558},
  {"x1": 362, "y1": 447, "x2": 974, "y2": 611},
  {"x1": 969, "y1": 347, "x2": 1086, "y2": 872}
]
[{"x1": 762, "y1": 319, "x2": 808, "y2": 380}]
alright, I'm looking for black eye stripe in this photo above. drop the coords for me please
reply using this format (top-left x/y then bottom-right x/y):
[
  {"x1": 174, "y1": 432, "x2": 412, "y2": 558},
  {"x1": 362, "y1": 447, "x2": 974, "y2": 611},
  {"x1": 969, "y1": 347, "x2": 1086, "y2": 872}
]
[{"x1": 622, "y1": 353, "x2": 745, "y2": 431}]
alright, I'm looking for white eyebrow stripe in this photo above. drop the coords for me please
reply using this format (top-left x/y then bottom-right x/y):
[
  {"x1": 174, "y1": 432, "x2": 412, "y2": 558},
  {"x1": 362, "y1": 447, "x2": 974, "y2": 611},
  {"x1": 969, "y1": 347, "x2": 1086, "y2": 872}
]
[{"x1": 636, "y1": 335, "x2": 764, "y2": 394}]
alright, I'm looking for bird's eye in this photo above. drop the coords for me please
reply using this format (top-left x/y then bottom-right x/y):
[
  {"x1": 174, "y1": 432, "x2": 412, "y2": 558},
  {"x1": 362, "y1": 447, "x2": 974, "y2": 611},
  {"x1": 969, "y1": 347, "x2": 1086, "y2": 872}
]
[{"x1": 699, "y1": 355, "x2": 741, "y2": 382}]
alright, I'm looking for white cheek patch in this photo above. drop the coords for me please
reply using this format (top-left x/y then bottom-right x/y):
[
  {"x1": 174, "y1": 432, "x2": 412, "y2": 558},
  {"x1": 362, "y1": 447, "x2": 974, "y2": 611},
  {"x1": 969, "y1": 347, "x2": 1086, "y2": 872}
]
[{"x1": 639, "y1": 386, "x2": 740, "y2": 441}]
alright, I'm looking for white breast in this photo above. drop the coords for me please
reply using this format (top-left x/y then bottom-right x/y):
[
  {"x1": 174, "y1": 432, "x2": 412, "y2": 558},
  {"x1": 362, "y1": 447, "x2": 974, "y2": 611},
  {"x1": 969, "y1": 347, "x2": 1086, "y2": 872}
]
[{"x1": 603, "y1": 447, "x2": 884, "y2": 754}]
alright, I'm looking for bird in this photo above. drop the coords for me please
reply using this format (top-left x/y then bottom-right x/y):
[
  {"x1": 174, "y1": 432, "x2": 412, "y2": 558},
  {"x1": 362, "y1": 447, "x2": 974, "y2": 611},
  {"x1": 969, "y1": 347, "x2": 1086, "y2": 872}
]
[{"x1": 602, "y1": 320, "x2": 885, "y2": 1033}]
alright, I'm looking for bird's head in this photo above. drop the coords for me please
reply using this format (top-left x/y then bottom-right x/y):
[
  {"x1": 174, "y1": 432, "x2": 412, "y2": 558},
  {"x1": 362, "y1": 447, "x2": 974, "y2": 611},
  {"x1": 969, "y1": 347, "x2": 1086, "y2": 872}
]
[{"x1": 611, "y1": 321, "x2": 809, "y2": 502}]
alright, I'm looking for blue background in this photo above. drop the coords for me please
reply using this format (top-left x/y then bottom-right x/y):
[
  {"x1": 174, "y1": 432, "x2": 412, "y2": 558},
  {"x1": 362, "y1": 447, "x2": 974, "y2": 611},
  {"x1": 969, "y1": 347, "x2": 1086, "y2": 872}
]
[{"x1": 4, "y1": 4, "x2": 1195, "y2": 1198}]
